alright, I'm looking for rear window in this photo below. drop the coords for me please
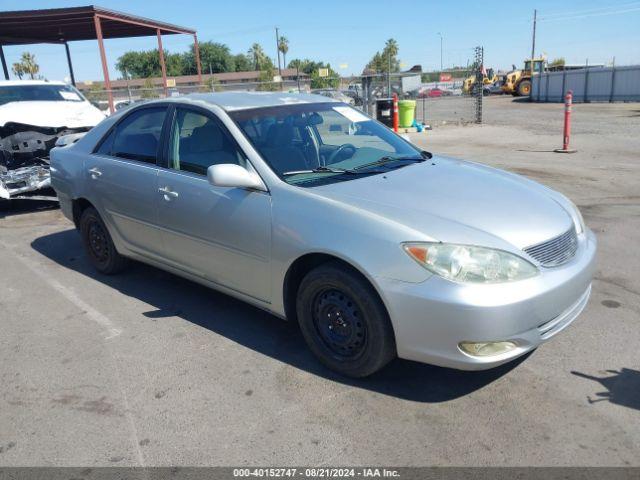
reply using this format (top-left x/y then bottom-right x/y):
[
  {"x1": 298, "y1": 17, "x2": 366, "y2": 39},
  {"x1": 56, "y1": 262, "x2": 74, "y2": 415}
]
[{"x1": 0, "y1": 84, "x2": 85, "y2": 105}]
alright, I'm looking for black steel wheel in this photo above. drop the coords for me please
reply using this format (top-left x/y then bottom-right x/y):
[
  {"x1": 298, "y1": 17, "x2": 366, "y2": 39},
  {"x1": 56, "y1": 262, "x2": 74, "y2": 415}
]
[
  {"x1": 79, "y1": 206, "x2": 128, "y2": 275},
  {"x1": 313, "y1": 288, "x2": 367, "y2": 359},
  {"x1": 297, "y1": 262, "x2": 396, "y2": 377}
]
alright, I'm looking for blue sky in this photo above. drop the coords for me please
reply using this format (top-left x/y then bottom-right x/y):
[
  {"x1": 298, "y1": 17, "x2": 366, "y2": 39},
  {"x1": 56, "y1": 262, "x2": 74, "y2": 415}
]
[{"x1": 2, "y1": 0, "x2": 640, "y2": 81}]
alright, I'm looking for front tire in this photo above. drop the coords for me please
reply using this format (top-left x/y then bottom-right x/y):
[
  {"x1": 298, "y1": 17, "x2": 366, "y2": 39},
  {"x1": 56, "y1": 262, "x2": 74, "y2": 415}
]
[
  {"x1": 296, "y1": 262, "x2": 396, "y2": 377},
  {"x1": 517, "y1": 79, "x2": 532, "y2": 96},
  {"x1": 79, "y1": 206, "x2": 128, "y2": 275}
]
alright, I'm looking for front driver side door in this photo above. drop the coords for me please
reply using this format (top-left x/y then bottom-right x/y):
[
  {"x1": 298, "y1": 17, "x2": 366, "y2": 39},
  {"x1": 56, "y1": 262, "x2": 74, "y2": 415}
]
[{"x1": 156, "y1": 106, "x2": 272, "y2": 302}]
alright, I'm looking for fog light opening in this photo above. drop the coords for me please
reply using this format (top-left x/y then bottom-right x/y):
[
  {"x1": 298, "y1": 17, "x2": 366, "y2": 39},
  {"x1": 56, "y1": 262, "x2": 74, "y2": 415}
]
[{"x1": 459, "y1": 341, "x2": 517, "y2": 357}]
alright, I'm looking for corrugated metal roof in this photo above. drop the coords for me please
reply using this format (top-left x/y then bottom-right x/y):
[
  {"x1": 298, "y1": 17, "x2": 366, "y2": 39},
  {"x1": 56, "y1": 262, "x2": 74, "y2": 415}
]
[{"x1": 0, "y1": 5, "x2": 195, "y2": 45}]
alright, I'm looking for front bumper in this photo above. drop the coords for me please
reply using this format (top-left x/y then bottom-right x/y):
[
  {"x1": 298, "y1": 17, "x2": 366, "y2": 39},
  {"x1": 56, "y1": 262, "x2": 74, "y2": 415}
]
[
  {"x1": 376, "y1": 229, "x2": 597, "y2": 370},
  {"x1": 0, "y1": 165, "x2": 51, "y2": 200}
]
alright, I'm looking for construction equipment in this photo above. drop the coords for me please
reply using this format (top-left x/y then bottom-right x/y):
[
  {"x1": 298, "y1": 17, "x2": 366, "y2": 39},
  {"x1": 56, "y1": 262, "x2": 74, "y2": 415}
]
[
  {"x1": 502, "y1": 57, "x2": 546, "y2": 96},
  {"x1": 462, "y1": 67, "x2": 497, "y2": 94}
]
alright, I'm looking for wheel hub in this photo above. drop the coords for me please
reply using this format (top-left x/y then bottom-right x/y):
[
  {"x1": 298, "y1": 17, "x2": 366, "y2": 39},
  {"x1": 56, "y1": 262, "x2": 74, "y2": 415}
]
[
  {"x1": 313, "y1": 289, "x2": 365, "y2": 358},
  {"x1": 88, "y1": 221, "x2": 109, "y2": 263}
]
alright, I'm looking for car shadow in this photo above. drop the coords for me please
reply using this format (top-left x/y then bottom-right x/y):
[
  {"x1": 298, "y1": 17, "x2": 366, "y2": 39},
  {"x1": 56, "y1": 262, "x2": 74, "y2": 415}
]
[
  {"x1": 0, "y1": 194, "x2": 58, "y2": 219},
  {"x1": 31, "y1": 228, "x2": 528, "y2": 403},
  {"x1": 572, "y1": 368, "x2": 640, "y2": 411}
]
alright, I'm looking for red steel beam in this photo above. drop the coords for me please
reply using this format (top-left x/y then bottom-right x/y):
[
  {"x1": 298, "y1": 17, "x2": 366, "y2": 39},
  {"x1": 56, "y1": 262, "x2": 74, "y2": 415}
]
[
  {"x1": 93, "y1": 14, "x2": 114, "y2": 113},
  {"x1": 157, "y1": 28, "x2": 168, "y2": 97},
  {"x1": 95, "y1": 12, "x2": 194, "y2": 35},
  {"x1": 193, "y1": 33, "x2": 202, "y2": 85}
]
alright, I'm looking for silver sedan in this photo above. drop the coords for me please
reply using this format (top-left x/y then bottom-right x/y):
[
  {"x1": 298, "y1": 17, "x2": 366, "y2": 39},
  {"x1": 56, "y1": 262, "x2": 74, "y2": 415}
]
[{"x1": 50, "y1": 93, "x2": 596, "y2": 377}]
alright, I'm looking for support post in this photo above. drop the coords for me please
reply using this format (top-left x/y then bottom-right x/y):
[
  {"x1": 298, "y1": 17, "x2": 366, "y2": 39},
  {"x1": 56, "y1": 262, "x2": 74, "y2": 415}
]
[
  {"x1": 0, "y1": 44, "x2": 9, "y2": 80},
  {"x1": 554, "y1": 90, "x2": 576, "y2": 153},
  {"x1": 583, "y1": 58, "x2": 589, "y2": 103},
  {"x1": 94, "y1": 15, "x2": 114, "y2": 113},
  {"x1": 157, "y1": 29, "x2": 168, "y2": 97},
  {"x1": 609, "y1": 57, "x2": 616, "y2": 103},
  {"x1": 392, "y1": 93, "x2": 399, "y2": 132},
  {"x1": 64, "y1": 42, "x2": 76, "y2": 86},
  {"x1": 193, "y1": 33, "x2": 202, "y2": 85}
]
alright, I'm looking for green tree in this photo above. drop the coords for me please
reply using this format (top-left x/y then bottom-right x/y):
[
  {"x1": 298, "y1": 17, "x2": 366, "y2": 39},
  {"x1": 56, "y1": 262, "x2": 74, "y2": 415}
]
[
  {"x1": 165, "y1": 52, "x2": 186, "y2": 76},
  {"x1": 140, "y1": 78, "x2": 159, "y2": 98},
  {"x1": 256, "y1": 64, "x2": 279, "y2": 91},
  {"x1": 233, "y1": 53, "x2": 252, "y2": 72},
  {"x1": 116, "y1": 50, "x2": 160, "y2": 78},
  {"x1": 12, "y1": 52, "x2": 39, "y2": 79},
  {"x1": 248, "y1": 43, "x2": 270, "y2": 71},
  {"x1": 310, "y1": 64, "x2": 339, "y2": 89},
  {"x1": 183, "y1": 41, "x2": 235, "y2": 75},
  {"x1": 278, "y1": 36, "x2": 289, "y2": 69},
  {"x1": 366, "y1": 38, "x2": 400, "y2": 73},
  {"x1": 549, "y1": 57, "x2": 566, "y2": 67},
  {"x1": 287, "y1": 58, "x2": 323, "y2": 75}
]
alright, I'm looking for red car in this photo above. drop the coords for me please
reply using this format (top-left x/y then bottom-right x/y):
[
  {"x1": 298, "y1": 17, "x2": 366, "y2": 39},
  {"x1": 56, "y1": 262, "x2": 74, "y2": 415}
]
[{"x1": 418, "y1": 87, "x2": 451, "y2": 98}]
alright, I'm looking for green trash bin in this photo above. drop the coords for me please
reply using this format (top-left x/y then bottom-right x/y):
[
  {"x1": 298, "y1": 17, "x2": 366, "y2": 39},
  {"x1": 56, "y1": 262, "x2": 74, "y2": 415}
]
[{"x1": 398, "y1": 100, "x2": 416, "y2": 128}]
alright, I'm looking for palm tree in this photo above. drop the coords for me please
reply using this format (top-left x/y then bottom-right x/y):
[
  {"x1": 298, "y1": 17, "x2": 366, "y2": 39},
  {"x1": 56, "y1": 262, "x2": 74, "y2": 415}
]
[
  {"x1": 20, "y1": 52, "x2": 40, "y2": 79},
  {"x1": 384, "y1": 38, "x2": 399, "y2": 58},
  {"x1": 12, "y1": 62, "x2": 24, "y2": 80},
  {"x1": 248, "y1": 43, "x2": 268, "y2": 71},
  {"x1": 278, "y1": 36, "x2": 289, "y2": 70}
]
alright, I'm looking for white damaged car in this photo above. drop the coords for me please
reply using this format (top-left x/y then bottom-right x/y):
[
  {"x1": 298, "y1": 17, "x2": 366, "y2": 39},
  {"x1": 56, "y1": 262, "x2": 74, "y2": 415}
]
[{"x1": 0, "y1": 80, "x2": 105, "y2": 200}]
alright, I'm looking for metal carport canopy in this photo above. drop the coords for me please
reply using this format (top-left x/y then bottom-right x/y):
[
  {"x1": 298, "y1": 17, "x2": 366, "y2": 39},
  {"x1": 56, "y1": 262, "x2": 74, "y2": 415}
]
[{"x1": 0, "y1": 5, "x2": 203, "y2": 112}]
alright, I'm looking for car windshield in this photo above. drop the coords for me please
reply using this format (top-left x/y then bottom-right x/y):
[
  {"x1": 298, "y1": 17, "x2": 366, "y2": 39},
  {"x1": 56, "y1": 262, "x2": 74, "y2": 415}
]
[
  {"x1": 0, "y1": 84, "x2": 85, "y2": 106},
  {"x1": 230, "y1": 102, "x2": 423, "y2": 186}
]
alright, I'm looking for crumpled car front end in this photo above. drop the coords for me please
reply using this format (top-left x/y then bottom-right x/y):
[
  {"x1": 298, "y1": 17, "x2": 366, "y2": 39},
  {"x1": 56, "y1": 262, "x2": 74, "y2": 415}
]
[{"x1": 0, "y1": 122, "x2": 89, "y2": 200}]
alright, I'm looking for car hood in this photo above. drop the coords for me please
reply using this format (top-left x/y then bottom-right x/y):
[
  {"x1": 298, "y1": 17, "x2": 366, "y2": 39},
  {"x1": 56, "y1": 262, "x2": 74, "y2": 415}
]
[
  {"x1": 0, "y1": 101, "x2": 105, "y2": 129},
  {"x1": 311, "y1": 156, "x2": 573, "y2": 250}
]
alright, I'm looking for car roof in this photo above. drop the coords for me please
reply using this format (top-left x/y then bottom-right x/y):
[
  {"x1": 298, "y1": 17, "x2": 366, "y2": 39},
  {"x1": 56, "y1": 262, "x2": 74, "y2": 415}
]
[
  {"x1": 161, "y1": 91, "x2": 341, "y2": 112},
  {"x1": 0, "y1": 80, "x2": 67, "y2": 86}
]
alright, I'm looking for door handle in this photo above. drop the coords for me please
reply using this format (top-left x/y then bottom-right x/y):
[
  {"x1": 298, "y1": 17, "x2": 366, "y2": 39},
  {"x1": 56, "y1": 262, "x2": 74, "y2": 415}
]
[
  {"x1": 88, "y1": 167, "x2": 102, "y2": 179},
  {"x1": 158, "y1": 186, "x2": 179, "y2": 199}
]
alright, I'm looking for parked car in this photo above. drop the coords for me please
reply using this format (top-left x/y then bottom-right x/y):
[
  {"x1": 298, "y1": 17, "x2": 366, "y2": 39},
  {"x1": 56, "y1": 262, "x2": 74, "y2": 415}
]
[
  {"x1": 418, "y1": 88, "x2": 453, "y2": 98},
  {"x1": 51, "y1": 92, "x2": 596, "y2": 377},
  {"x1": 340, "y1": 89, "x2": 363, "y2": 106},
  {"x1": 312, "y1": 89, "x2": 355, "y2": 105},
  {"x1": 0, "y1": 80, "x2": 105, "y2": 200},
  {"x1": 484, "y1": 80, "x2": 505, "y2": 96}
]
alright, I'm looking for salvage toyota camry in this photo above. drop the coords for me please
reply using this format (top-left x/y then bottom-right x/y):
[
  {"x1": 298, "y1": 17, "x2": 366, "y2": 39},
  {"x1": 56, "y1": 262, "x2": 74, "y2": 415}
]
[{"x1": 50, "y1": 92, "x2": 596, "y2": 377}]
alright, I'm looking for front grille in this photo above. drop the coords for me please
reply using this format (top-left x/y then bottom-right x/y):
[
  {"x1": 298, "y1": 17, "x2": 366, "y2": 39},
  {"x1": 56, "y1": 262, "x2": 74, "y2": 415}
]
[{"x1": 524, "y1": 227, "x2": 578, "y2": 267}]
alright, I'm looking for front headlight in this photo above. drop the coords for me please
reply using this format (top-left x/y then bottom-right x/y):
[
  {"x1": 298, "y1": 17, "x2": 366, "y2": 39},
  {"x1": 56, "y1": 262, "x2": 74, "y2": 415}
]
[
  {"x1": 568, "y1": 200, "x2": 585, "y2": 235},
  {"x1": 403, "y1": 242, "x2": 538, "y2": 284}
]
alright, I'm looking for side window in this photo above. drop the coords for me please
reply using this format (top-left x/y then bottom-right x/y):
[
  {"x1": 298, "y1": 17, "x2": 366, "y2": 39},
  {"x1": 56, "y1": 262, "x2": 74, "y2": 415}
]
[
  {"x1": 95, "y1": 129, "x2": 115, "y2": 155},
  {"x1": 111, "y1": 107, "x2": 166, "y2": 163},
  {"x1": 168, "y1": 109, "x2": 246, "y2": 176}
]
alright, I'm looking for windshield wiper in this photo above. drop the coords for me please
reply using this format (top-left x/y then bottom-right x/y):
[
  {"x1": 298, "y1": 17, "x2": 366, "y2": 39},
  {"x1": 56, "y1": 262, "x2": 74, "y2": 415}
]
[
  {"x1": 353, "y1": 151, "x2": 431, "y2": 171},
  {"x1": 282, "y1": 166, "x2": 379, "y2": 177}
]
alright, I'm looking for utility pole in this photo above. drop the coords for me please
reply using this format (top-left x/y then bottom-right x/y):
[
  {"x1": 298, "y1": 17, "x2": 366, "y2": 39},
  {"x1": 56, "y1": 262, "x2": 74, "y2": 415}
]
[
  {"x1": 531, "y1": 9, "x2": 537, "y2": 70},
  {"x1": 437, "y1": 32, "x2": 443, "y2": 71},
  {"x1": 275, "y1": 27, "x2": 282, "y2": 76},
  {"x1": 387, "y1": 51, "x2": 391, "y2": 97}
]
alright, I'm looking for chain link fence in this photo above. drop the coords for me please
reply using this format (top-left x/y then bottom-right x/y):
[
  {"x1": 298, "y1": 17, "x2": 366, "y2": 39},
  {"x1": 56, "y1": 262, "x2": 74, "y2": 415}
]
[
  {"x1": 81, "y1": 48, "x2": 484, "y2": 126},
  {"x1": 82, "y1": 78, "x2": 313, "y2": 113}
]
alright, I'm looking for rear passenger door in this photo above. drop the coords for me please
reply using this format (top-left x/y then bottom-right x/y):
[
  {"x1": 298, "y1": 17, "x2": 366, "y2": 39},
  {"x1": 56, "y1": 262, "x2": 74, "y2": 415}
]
[
  {"x1": 85, "y1": 106, "x2": 168, "y2": 257},
  {"x1": 156, "y1": 106, "x2": 272, "y2": 302}
]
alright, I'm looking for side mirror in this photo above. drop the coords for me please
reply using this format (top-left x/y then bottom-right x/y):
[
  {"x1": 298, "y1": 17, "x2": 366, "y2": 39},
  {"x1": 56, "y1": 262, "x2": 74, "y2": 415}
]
[{"x1": 207, "y1": 164, "x2": 267, "y2": 191}]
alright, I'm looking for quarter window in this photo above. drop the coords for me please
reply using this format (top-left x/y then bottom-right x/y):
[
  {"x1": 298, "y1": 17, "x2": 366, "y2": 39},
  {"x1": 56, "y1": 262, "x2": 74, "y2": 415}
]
[
  {"x1": 110, "y1": 107, "x2": 166, "y2": 164},
  {"x1": 168, "y1": 109, "x2": 246, "y2": 176}
]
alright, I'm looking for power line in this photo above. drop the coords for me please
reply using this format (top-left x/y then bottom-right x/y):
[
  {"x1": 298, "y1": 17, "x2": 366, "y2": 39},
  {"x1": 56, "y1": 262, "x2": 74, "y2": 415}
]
[
  {"x1": 538, "y1": 1, "x2": 640, "y2": 19},
  {"x1": 539, "y1": 6, "x2": 640, "y2": 22}
]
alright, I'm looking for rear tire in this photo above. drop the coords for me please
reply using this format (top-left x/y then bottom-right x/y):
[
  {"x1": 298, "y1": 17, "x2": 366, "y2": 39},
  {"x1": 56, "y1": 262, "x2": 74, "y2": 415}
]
[
  {"x1": 296, "y1": 262, "x2": 396, "y2": 378},
  {"x1": 79, "y1": 207, "x2": 128, "y2": 275}
]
